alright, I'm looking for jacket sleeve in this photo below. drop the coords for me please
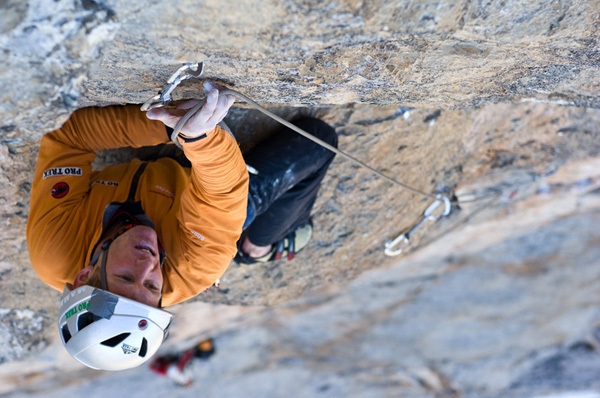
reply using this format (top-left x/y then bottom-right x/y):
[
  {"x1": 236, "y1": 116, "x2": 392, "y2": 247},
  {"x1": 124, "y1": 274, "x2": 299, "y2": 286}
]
[
  {"x1": 45, "y1": 105, "x2": 172, "y2": 151},
  {"x1": 27, "y1": 105, "x2": 170, "y2": 290},
  {"x1": 160, "y1": 126, "x2": 249, "y2": 306}
]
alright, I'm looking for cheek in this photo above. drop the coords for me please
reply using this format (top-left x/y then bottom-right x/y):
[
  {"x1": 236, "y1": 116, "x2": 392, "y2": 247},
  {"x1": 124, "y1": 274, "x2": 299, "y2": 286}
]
[
  {"x1": 105, "y1": 240, "x2": 134, "y2": 269},
  {"x1": 156, "y1": 270, "x2": 165, "y2": 285}
]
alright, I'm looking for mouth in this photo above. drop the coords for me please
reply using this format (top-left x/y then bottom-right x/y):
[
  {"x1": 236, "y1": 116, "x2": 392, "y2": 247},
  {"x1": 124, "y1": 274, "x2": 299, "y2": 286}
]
[{"x1": 135, "y1": 244, "x2": 156, "y2": 256}]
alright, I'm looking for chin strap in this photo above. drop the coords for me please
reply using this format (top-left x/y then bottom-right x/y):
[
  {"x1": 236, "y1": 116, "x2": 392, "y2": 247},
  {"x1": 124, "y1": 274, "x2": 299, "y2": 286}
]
[
  {"x1": 100, "y1": 242, "x2": 111, "y2": 291},
  {"x1": 89, "y1": 239, "x2": 113, "y2": 291}
]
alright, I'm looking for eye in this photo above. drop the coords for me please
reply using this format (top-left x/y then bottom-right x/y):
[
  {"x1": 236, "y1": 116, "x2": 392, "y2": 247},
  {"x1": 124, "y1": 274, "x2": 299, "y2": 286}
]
[
  {"x1": 145, "y1": 283, "x2": 160, "y2": 292},
  {"x1": 118, "y1": 275, "x2": 134, "y2": 283}
]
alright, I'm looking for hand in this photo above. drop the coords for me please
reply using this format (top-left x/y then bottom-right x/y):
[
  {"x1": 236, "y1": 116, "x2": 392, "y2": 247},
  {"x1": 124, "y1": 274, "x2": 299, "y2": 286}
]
[{"x1": 146, "y1": 81, "x2": 235, "y2": 139}]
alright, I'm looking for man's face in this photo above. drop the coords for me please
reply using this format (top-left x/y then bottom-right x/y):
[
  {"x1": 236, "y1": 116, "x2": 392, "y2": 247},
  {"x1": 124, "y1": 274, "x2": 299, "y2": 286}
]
[{"x1": 103, "y1": 225, "x2": 164, "y2": 307}]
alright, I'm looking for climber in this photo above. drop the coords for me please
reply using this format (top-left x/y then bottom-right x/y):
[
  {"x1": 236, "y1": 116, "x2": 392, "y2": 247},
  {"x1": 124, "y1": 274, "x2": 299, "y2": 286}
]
[{"x1": 26, "y1": 80, "x2": 337, "y2": 370}]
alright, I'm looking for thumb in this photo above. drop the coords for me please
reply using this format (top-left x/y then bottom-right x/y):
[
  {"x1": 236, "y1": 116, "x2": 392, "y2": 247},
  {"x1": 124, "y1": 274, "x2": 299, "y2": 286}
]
[
  {"x1": 146, "y1": 107, "x2": 166, "y2": 121},
  {"x1": 145, "y1": 107, "x2": 182, "y2": 129}
]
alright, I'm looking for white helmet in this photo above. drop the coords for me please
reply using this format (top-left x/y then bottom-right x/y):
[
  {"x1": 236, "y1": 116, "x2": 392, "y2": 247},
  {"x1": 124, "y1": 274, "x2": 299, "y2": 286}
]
[{"x1": 58, "y1": 284, "x2": 173, "y2": 371}]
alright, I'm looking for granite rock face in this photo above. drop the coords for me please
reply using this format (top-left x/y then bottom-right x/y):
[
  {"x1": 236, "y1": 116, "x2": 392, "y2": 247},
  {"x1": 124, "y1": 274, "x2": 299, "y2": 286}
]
[
  {"x1": 0, "y1": 0, "x2": 118, "y2": 137},
  {"x1": 0, "y1": 0, "x2": 599, "y2": 396},
  {"x1": 1, "y1": 0, "x2": 599, "y2": 136}
]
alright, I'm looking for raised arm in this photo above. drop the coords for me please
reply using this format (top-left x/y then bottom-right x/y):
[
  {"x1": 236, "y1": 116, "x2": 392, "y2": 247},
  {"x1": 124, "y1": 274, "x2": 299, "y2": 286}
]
[
  {"x1": 27, "y1": 105, "x2": 170, "y2": 289},
  {"x1": 145, "y1": 83, "x2": 249, "y2": 305}
]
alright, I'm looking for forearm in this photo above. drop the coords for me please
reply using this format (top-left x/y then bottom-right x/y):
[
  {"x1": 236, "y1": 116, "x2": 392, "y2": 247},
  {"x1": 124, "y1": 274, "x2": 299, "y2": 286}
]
[
  {"x1": 162, "y1": 127, "x2": 248, "y2": 305},
  {"x1": 54, "y1": 105, "x2": 170, "y2": 152},
  {"x1": 181, "y1": 125, "x2": 248, "y2": 196}
]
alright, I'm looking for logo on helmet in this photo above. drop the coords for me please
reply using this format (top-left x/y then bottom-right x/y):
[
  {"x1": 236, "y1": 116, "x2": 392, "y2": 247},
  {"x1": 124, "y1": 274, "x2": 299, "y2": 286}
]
[{"x1": 121, "y1": 343, "x2": 139, "y2": 355}]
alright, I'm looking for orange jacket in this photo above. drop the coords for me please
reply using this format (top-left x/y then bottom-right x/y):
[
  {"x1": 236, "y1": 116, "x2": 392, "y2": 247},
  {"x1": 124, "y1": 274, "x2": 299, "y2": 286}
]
[{"x1": 27, "y1": 105, "x2": 248, "y2": 306}]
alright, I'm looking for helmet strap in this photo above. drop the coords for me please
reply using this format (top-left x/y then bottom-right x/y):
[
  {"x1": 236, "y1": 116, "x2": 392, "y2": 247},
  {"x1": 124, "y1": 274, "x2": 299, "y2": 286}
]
[
  {"x1": 99, "y1": 240, "x2": 111, "y2": 291},
  {"x1": 90, "y1": 222, "x2": 136, "y2": 290},
  {"x1": 87, "y1": 239, "x2": 114, "y2": 291}
]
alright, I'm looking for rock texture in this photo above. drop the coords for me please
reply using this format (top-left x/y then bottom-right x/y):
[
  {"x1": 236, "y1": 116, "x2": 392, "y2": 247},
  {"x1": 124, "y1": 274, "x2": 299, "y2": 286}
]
[
  {"x1": 2, "y1": 149, "x2": 600, "y2": 396},
  {"x1": 0, "y1": 0, "x2": 599, "y2": 396},
  {"x1": 1, "y1": 0, "x2": 599, "y2": 136},
  {"x1": 1, "y1": 0, "x2": 118, "y2": 137}
]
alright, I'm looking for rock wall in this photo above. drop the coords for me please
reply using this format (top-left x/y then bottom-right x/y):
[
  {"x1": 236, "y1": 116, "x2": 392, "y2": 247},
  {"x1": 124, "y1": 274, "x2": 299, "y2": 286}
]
[
  {"x1": 0, "y1": 0, "x2": 599, "y2": 396},
  {"x1": 1, "y1": 0, "x2": 598, "y2": 137}
]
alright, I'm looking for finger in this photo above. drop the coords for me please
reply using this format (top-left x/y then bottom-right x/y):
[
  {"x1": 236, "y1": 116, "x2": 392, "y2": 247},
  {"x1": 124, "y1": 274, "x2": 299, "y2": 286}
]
[
  {"x1": 146, "y1": 107, "x2": 188, "y2": 127},
  {"x1": 204, "y1": 94, "x2": 234, "y2": 128},
  {"x1": 203, "y1": 79, "x2": 229, "y2": 93},
  {"x1": 193, "y1": 89, "x2": 218, "y2": 124},
  {"x1": 146, "y1": 107, "x2": 175, "y2": 123},
  {"x1": 214, "y1": 94, "x2": 235, "y2": 121},
  {"x1": 176, "y1": 99, "x2": 202, "y2": 111},
  {"x1": 203, "y1": 80, "x2": 217, "y2": 93},
  {"x1": 224, "y1": 94, "x2": 236, "y2": 113},
  {"x1": 146, "y1": 107, "x2": 163, "y2": 120},
  {"x1": 178, "y1": 90, "x2": 217, "y2": 135},
  {"x1": 225, "y1": 94, "x2": 235, "y2": 109}
]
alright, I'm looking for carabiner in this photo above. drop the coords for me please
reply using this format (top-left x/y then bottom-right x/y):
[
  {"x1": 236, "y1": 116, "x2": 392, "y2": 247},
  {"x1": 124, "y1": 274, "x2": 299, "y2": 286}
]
[
  {"x1": 141, "y1": 62, "x2": 205, "y2": 111},
  {"x1": 384, "y1": 233, "x2": 409, "y2": 256},
  {"x1": 423, "y1": 195, "x2": 451, "y2": 221},
  {"x1": 384, "y1": 195, "x2": 451, "y2": 257}
]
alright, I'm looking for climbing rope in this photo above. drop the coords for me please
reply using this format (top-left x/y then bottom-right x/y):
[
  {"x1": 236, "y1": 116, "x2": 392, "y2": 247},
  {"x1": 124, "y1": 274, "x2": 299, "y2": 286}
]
[{"x1": 141, "y1": 62, "x2": 454, "y2": 256}]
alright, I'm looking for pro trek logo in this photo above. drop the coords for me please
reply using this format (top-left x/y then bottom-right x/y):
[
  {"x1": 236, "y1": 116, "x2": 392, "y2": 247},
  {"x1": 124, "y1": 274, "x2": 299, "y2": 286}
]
[{"x1": 43, "y1": 167, "x2": 83, "y2": 179}]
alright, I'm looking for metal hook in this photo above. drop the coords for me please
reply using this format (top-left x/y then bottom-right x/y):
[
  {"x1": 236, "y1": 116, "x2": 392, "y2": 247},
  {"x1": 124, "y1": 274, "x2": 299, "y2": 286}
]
[
  {"x1": 141, "y1": 62, "x2": 205, "y2": 111},
  {"x1": 384, "y1": 233, "x2": 409, "y2": 256},
  {"x1": 384, "y1": 195, "x2": 451, "y2": 256},
  {"x1": 423, "y1": 195, "x2": 451, "y2": 220}
]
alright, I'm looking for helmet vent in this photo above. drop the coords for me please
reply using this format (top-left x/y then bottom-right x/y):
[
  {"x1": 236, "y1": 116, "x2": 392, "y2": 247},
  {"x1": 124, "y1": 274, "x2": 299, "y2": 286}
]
[
  {"x1": 77, "y1": 312, "x2": 96, "y2": 331},
  {"x1": 100, "y1": 333, "x2": 131, "y2": 347},
  {"x1": 61, "y1": 324, "x2": 72, "y2": 344},
  {"x1": 139, "y1": 338, "x2": 148, "y2": 357}
]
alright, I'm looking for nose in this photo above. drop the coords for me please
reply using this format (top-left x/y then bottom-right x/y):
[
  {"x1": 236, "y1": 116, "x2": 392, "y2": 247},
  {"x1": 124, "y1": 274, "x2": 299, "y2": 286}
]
[
  {"x1": 134, "y1": 248, "x2": 160, "y2": 268},
  {"x1": 134, "y1": 256, "x2": 162, "y2": 281}
]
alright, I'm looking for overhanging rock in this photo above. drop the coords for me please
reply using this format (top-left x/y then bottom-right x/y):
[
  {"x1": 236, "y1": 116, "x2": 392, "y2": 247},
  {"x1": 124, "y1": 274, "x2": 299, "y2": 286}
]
[{"x1": 1, "y1": 0, "x2": 599, "y2": 138}]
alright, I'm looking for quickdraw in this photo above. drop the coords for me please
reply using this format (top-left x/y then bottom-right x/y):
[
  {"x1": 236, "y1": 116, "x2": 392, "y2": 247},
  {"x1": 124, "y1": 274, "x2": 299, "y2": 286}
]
[
  {"x1": 384, "y1": 195, "x2": 451, "y2": 256},
  {"x1": 141, "y1": 63, "x2": 204, "y2": 111},
  {"x1": 141, "y1": 62, "x2": 454, "y2": 259}
]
